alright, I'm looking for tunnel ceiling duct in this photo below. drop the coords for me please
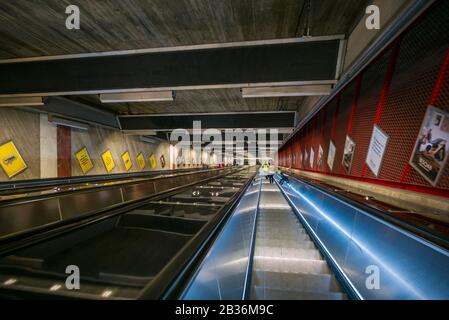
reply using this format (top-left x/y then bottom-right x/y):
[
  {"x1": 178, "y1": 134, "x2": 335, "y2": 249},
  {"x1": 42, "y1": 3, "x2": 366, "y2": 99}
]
[
  {"x1": 0, "y1": 37, "x2": 343, "y2": 97},
  {"x1": 43, "y1": 97, "x2": 119, "y2": 129},
  {"x1": 118, "y1": 112, "x2": 296, "y2": 131}
]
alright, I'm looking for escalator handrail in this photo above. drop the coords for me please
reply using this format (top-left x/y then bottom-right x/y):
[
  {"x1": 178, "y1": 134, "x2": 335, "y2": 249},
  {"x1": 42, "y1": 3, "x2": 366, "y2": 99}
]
[
  {"x1": 0, "y1": 167, "x2": 211, "y2": 192},
  {"x1": 284, "y1": 172, "x2": 449, "y2": 251},
  {"x1": 0, "y1": 168, "x2": 241, "y2": 253},
  {"x1": 242, "y1": 176, "x2": 263, "y2": 300}
]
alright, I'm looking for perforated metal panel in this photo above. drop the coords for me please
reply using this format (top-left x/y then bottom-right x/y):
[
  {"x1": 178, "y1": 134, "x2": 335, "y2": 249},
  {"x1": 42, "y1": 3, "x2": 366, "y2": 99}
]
[{"x1": 280, "y1": 0, "x2": 449, "y2": 191}]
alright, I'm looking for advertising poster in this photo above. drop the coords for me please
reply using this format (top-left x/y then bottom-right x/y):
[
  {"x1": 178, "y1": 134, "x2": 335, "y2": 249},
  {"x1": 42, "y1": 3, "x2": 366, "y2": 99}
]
[
  {"x1": 366, "y1": 125, "x2": 389, "y2": 177},
  {"x1": 342, "y1": 135, "x2": 356, "y2": 174},
  {"x1": 317, "y1": 145, "x2": 324, "y2": 169},
  {"x1": 160, "y1": 155, "x2": 166, "y2": 168},
  {"x1": 101, "y1": 149, "x2": 115, "y2": 173},
  {"x1": 0, "y1": 141, "x2": 28, "y2": 178},
  {"x1": 299, "y1": 151, "x2": 303, "y2": 168},
  {"x1": 75, "y1": 147, "x2": 94, "y2": 174},
  {"x1": 310, "y1": 147, "x2": 315, "y2": 169},
  {"x1": 410, "y1": 106, "x2": 449, "y2": 186},
  {"x1": 149, "y1": 153, "x2": 157, "y2": 169},
  {"x1": 137, "y1": 152, "x2": 145, "y2": 170},
  {"x1": 327, "y1": 140, "x2": 336, "y2": 171},
  {"x1": 121, "y1": 151, "x2": 133, "y2": 171}
]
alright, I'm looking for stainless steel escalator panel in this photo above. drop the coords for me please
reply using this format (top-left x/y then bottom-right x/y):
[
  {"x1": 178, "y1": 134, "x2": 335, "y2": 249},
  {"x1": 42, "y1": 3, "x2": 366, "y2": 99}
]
[
  {"x1": 278, "y1": 175, "x2": 449, "y2": 300},
  {"x1": 181, "y1": 179, "x2": 261, "y2": 300}
]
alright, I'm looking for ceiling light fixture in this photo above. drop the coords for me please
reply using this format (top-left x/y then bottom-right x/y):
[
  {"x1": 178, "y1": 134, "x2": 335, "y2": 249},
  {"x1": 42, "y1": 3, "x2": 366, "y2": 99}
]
[
  {"x1": 0, "y1": 96, "x2": 44, "y2": 107},
  {"x1": 100, "y1": 91, "x2": 175, "y2": 103},
  {"x1": 241, "y1": 85, "x2": 332, "y2": 98}
]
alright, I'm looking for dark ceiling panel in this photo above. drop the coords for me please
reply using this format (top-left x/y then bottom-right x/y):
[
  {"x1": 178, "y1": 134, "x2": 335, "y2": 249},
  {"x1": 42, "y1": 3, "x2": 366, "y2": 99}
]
[
  {"x1": 119, "y1": 112, "x2": 296, "y2": 130},
  {"x1": 0, "y1": 40, "x2": 340, "y2": 95},
  {"x1": 0, "y1": 0, "x2": 368, "y2": 59}
]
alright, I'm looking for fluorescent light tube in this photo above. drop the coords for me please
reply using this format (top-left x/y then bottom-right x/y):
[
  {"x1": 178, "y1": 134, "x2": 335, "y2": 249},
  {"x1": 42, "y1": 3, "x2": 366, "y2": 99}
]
[
  {"x1": 0, "y1": 96, "x2": 44, "y2": 107},
  {"x1": 100, "y1": 91, "x2": 175, "y2": 103}
]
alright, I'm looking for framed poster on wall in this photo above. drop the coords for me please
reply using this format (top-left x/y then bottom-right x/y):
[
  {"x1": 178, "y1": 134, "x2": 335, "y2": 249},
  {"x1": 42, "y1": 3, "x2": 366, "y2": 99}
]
[
  {"x1": 327, "y1": 140, "x2": 336, "y2": 171},
  {"x1": 310, "y1": 147, "x2": 315, "y2": 169},
  {"x1": 318, "y1": 145, "x2": 324, "y2": 169},
  {"x1": 137, "y1": 152, "x2": 145, "y2": 170},
  {"x1": 304, "y1": 150, "x2": 308, "y2": 167},
  {"x1": 160, "y1": 155, "x2": 166, "y2": 168},
  {"x1": 342, "y1": 135, "x2": 356, "y2": 174},
  {"x1": 75, "y1": 147, "x2": 94, "y2": 174},
  {"x1": 0, "y1": 141, "x2": 28, "y2": 178},
  {"x1": 149, "y1": 153, "x2": 157, "y2": 169},
  {"x1": 409, "y1": 106, "x2": 449, "y2": 186},
  {"x1": 121, "y1": 151, "x2": 133, "y2": 172},
  {"x1": 366, "y1": 125, "x2": 389, "y2": 177},
  {"x1": 101, "y1": 149, "x2": 116, "y2": 173}
]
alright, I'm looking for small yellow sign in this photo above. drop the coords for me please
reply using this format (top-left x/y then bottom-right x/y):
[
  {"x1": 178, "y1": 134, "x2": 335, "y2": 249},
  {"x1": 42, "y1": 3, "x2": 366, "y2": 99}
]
[
  {"x1": 0, "y1": 141, "x2": 28, "y2": 178},
  {"x1": 137, "y1": 152, "x2": 145, "y2": 170},
  {"x1": 75, "y1": 147, "x2": 94, "y2": 174},
  {"x1": 122, "y1": 151, "x2": 133, "y2": 171},
  {"x1": 149, "y1": 153, "x2": 157, "y2": 169},
  {"x1": 101, "y1": 149, "x2": 116, "y2": 173}
]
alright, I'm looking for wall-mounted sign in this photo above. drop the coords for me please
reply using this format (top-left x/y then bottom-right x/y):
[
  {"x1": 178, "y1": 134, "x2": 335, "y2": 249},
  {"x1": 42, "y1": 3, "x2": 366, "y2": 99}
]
[
  {"x1": 304, "y1": 150, "x2": 308, "y2": 167},
  {"x1": 410, "y1": 106, "x2": 449, "y2": 186},
  {"x1": 298, "y1": 150, "x2": 303, "y2": 168},
  {"x1": 137, "y1": 152, "x2": 145, "y2": 170},
  {"x1": 342, "y1": 135, "x2": 356, "y2": 174},
  {"x1": 160, "y1": 155, "x2": 166, "y2": 168},
  {"x1": 366, "y1": 125, "x2": 389, "y2": 177},
  {"x1": 75, "y1": 147, "x2": 94, "y2": 174},
  {"x1": 149, "y1": 153, "x2": 157, "y2": 169},
  {"x1": 101, "y1": 149, "x2": 115, "y2": 173},
  {"x1": 317, "y1": 145, "x2": 324, "y2": 169},
  {"x1": 327, "y1": 140, "x2": 336, "y2": 171},
  {"x1": 121, "y1": 151, "x2": 133, "y2": 171},
  {"x1": 310, "y1": 147, "x2": 315, "y2": 169},
  {"x1": 0, "y1": 141, "x2": 28, "y2": 178}
]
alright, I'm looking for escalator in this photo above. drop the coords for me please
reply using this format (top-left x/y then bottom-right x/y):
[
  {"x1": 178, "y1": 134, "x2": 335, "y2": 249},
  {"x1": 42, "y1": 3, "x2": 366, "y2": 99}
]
[
  {"x1": 250, "y1": 180, "x2": 346, "y2": 300},
  {"x1": 180, "y1": 171, "x2": 449, "y2": 300},
  {"x1": 0, "y1": 168, "x2": 257, "y2": 299}
]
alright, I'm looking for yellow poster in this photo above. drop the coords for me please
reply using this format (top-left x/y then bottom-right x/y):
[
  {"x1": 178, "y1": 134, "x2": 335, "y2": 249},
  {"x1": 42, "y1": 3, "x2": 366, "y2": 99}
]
[
  {"x1": 149, "y1": 153, "x2": 157, "y2": 169},
  {"x1": 101, "y1": 149, "x2": 116, "y2": 173},
  {"x1": 137, "y1": 152, "x2": 145, "y2": 170},
  {"x1": 75, "y1": 147, "x2": 94, "y2": 174},
  {"x1": 0, "y1": 141, "x2": 28, "y2": 178},
  {"x1": 122, "y1": 151, "x2": 133, "y2": 171}
]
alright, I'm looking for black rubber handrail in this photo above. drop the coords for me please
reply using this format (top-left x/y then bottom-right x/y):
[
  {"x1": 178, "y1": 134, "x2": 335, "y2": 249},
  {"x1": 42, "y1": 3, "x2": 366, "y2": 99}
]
[
  {"x1": 0, "y1": 167, "x2": 240, "y2": 254},
  {"x1": 0, "y1": 167, "x2": 208, "y2": 192},
  {"x1": 242, "y1": 176, "x2": 263, "y2": 300}
]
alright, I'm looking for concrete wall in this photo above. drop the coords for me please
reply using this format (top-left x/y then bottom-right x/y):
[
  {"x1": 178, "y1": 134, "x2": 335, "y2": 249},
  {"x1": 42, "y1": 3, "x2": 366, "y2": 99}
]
[
  {"x1": 343, "y1": 0, "x2": 413, "y2": 71},
  {"x1": 71, "y1": 126, "x2": 169, "y2": 176},
  {"x1": 0, "y1": 108, "x2": 170, "y2": 181}
]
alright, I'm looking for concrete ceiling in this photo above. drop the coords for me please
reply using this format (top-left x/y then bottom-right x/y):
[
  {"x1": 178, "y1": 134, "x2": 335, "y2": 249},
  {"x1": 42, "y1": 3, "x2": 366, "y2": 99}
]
[
  {"x1": 70, "y1": 89, "x2": 306, "y2": 115},
  {"x1": 0, "y1": 0, "x2": 369, "y2": 116}
]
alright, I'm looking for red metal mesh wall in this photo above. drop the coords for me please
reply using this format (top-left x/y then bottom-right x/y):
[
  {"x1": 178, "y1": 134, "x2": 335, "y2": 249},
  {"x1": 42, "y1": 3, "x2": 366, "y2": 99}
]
[{"x1": 279, "y1": 0, "x2": 449, "y2": 194}]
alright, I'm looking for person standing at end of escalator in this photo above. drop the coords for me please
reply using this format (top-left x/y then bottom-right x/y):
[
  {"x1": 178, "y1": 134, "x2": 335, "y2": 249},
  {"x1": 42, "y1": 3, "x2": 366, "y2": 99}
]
[{"x1": 267, "y1": 163, "x2": 275, "y2": 184}]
